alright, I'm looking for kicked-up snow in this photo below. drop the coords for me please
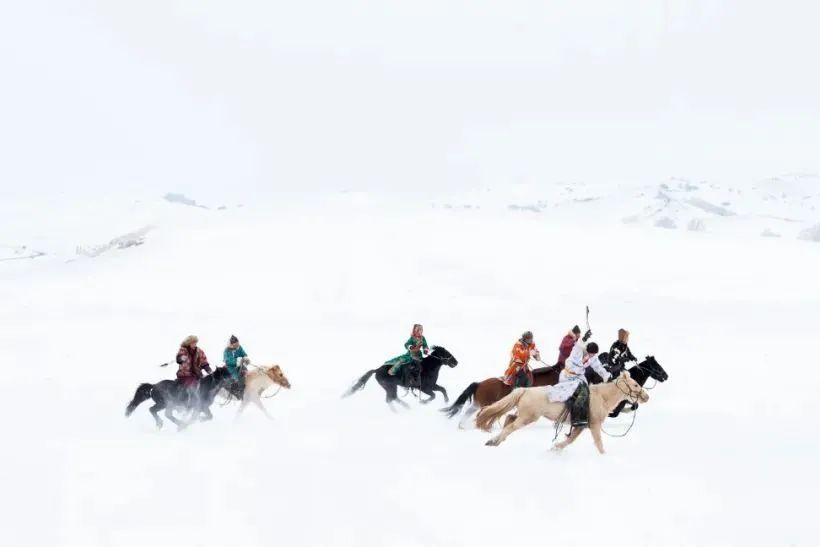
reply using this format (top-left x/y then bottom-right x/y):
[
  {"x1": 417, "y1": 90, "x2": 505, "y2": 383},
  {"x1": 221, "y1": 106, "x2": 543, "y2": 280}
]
[{"x1": 1, "y1": 194, "x2": 818, "y2": 546}]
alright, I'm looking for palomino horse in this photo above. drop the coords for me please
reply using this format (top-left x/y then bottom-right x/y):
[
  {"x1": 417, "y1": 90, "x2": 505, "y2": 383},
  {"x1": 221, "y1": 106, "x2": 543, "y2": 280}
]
[
  {"x1": 475, "y1": 371, "x2": 649, "y2": 454},
  {"x1": 442, "y1": 364, "x2": 562, "y2": 427},
  {"x1": 236, "y1": 364, "x2": 292, "y2": 420}
]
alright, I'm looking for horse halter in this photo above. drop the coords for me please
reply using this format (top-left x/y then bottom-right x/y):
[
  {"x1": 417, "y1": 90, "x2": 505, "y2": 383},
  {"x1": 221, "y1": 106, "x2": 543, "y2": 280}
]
[{"x1": 615, "y1": 376, "x2": 644, "y2": 402}]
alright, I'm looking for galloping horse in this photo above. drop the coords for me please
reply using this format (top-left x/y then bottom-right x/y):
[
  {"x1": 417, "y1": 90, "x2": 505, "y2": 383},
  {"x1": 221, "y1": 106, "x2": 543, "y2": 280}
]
[
  {"x1": 475, "y1": 371, "x2": 649, "y2": 454},
  {"x1": 344, "y1": 346, "x2": 458, "y2": 409},
  {"x1": 442, "y1": 364, "x2": 562, "y2": 427},
  {"x1": 125, "y1": 366, "x2": 235, "y2": 430},
  {"x1": 235, "y1": 364, "x2": 292, "y2": 420},
  {"x1": 587, "y1": 355, "x2": 668, "y2": 417}
]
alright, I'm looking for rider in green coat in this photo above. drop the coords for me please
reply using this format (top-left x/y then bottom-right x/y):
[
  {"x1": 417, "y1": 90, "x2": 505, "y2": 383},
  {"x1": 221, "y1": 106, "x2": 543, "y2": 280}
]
[{"x1": 386, "y1": 324, "x2": 429, "y2": 376}]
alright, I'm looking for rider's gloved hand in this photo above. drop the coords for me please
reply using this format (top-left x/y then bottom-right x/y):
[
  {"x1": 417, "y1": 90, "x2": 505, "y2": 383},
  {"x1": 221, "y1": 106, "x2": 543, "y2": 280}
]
[{"x1": 582, "y1": 330, "x2": 592, "y2": 342}]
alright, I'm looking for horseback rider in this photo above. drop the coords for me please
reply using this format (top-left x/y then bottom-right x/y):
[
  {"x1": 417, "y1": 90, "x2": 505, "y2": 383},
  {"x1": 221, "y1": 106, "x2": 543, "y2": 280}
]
[
  {"x1": 545, "y1": 330, "x2": 610, "y2": 427},
  {"x1": 224, "y1": 334, "x2": 249, "y2": 398},
  {"x1": 176, "y1": 335, "x2": 211, "y2": 407},
  {"x1": 224, "y1": 335, "x2": 249, "y2": 380},
  {"x1": 556, "y1": 325, "x2": 581, "y2": 367},
  {"x1": 503, "y1": 331, "x2": 541, "y2": 387},
  {"x1": 608, "y1": 328, "x2": 637, "y2": 377},
  {"x1": 386, "y1": 324, "x2": 429, "y2": 385}
]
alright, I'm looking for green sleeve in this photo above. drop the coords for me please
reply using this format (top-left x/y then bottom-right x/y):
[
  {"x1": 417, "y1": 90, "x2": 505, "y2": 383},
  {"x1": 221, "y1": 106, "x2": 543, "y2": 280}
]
[
  {"x1": 237, "y1": 346, "x2": 248, "y2": 358},
  {"x1": 404, "y1": 337, "x2": 415, "y2": 350},
  {"x1": 223, "y1": 348, "x2": 230, "y2": 363},
  {"x1": 422, "y1": 337, "x2": 429, "y2": 350}
]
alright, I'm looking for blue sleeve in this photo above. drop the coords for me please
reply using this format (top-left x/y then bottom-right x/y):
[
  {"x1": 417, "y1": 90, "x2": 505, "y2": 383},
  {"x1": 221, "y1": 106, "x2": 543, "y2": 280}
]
[{"x1": 237, "y1": 346, "x2": 248, "y2": 358}]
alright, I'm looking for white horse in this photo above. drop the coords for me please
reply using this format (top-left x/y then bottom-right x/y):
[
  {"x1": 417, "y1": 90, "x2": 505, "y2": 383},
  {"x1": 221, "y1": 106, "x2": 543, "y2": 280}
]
[
  {"x1": 475, "y1": 371, "x2": 649, "y2": 454},
  {"x1": 235, "y1": 364, "x2": 292, "y2": 420}
]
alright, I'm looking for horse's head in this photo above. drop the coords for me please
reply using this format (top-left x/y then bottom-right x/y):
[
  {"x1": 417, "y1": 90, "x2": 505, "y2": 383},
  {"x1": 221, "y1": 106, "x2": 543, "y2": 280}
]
[
  {"x1": 265, "y1": 365, "x2": 292, "y2": 389},
  {"x1": 616, "y1": 371, "x2": 650, "y2": 404},
  {"x1": 428, "y1": 346, "x2": 458, "y2": 368},
  {"x1": 641, "y1": 356, "x2": 668, "y2": 382}
]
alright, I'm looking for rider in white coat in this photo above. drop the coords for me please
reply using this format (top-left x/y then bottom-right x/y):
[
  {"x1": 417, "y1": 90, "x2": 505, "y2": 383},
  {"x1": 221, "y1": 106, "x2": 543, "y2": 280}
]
[{"x1": 546, "y1": 333, "x2": 611, "y2": 403}]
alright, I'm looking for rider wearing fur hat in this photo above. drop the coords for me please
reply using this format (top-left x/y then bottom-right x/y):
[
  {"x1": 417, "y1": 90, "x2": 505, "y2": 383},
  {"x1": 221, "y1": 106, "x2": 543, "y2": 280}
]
[
  {"x1": 608, "y1": 328, "x2": 637, "y2": 377},
  {"x1": 176, "y1": 335, "x2": 211, "y2": 407},
  {"x1": 176, "y1": 335, "x2": 211, "y2": 386},
  {"x1": 504, "y1": 331, "x2": 541, "y2": 387}
]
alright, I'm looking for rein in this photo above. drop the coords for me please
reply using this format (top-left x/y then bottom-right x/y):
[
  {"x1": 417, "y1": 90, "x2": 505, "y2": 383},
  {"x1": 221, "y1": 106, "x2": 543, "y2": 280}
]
[{"x1": 600, "y1": 377, "x2": 643, "y2": 438}]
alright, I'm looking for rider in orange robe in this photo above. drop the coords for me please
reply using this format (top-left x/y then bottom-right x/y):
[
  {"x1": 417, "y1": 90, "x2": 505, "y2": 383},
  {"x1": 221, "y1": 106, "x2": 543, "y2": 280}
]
[{"x1": 503, "y1": 331, "x2": 541, "y2": 387}]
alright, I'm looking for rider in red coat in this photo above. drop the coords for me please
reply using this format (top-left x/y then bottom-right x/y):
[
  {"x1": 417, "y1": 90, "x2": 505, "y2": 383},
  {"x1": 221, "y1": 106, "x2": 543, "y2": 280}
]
[
  {"x1": 176, "y1": 335, "x2": 211, "y2": 387},
  {"x1": 556, "y1": 325, "x2": 581, "y2": 367}
]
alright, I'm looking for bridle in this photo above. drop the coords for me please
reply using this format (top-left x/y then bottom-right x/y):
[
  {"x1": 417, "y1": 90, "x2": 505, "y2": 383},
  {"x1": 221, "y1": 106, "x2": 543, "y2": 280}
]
[{"x1": 614, "y1": 375, "x2": 645, "y2": 403}]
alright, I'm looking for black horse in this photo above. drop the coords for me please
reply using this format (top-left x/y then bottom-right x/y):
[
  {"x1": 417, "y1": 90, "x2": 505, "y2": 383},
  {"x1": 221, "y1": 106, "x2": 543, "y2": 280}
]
[
  {"x1": 587, "y1": 355, "x2": 668, "y2": 417},
  {"x1": 125, "y1": 366, "x2": 235, "y2": 430},
  {"x1": 344, "y1": 346, "x2": 458, "y2": 408}
]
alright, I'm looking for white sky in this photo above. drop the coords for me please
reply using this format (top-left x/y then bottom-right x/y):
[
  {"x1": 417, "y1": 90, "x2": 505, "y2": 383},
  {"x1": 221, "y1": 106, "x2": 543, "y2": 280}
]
[{"x1": 1, "y1": 1, "x2": 819, "y2": 199}]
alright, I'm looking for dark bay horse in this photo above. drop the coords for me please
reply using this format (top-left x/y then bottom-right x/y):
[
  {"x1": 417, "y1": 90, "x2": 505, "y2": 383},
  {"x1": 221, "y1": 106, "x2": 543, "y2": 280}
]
[
  {"x1": 441, "y1": 363, "x2": 563, "y2": 427},
  {"x1": 125, "y1": 366, "x2": 235, "y2": 430},
  {"x1": 343, "y1": 346, "x2": 458, "y2": 409}
]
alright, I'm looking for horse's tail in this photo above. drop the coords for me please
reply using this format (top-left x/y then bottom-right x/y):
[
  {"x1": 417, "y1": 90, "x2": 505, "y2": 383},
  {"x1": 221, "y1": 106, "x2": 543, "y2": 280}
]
[
  {"x1": 125, "y1": 383, "x2": 153, "y2": 417},
  {"x1": 475, "y1": 388, "x2": 525, "y2": 431},
  {"x1": 342, "y1": 369, "x2": 378, "y2": 398},
  {"x1": 441, "y1": 382, "x2": 479, "y2": 418}
]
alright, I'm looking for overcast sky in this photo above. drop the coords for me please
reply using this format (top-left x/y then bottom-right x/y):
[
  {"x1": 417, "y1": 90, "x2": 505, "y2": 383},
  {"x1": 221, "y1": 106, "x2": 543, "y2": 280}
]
[{"x1": 2, "y1": 1, "x2": 818, "y2": 200}]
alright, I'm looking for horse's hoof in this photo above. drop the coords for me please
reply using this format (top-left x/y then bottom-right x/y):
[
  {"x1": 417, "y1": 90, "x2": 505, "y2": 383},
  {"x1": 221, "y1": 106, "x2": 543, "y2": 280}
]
[{"x1": 485, "y1": 439, "x2": 499, "y2": 447}]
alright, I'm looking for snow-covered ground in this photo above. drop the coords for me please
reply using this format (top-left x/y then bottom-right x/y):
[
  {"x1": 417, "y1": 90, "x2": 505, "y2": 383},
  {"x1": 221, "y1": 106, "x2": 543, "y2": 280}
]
[{"x1": 2, "y1": 191, "x2": 819, "y2": 546}]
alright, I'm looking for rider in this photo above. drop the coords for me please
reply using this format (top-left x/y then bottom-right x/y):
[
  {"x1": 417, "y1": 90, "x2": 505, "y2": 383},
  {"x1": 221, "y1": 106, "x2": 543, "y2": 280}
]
[
  {"x1": 176, "y1": 335, "x2": 212, "y2": 406},
  {"x1": 545, "y1": 330, "x2": 611, "y2": 427},
  {"x1": 556, "y1": 325, "x2": 581, "y2": 367},
  {"x1": 504, "y1": 331, "x2": 541, "y2": 387},
  {"x1": 224, "y1": 334, "x2": 249, "y2": 398},
  {"x1": 608, "y1": 328, "x2": 637, "y2": 377},
  {"x1": 386, "y1": 324, "x2": 429, "y2": 383},
  {"x1": 224, "y1": 335, "x2": 249, "y2": 380}
]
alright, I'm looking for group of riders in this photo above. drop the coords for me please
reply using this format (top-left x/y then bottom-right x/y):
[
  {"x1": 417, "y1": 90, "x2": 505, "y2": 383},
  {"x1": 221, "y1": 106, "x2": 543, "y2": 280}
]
[
  {"x1": 383, "y1": 322, "x2": 640, "y2": 427},
  {"x1": 175, "y1": 334, "x2": 250, "y2": 406}
]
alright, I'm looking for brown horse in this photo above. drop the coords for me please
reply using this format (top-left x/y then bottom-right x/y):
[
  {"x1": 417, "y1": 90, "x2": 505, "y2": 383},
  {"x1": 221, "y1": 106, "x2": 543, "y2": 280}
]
[{"x1": 442, "y1": 364, "x2": 563, "y2": 428}]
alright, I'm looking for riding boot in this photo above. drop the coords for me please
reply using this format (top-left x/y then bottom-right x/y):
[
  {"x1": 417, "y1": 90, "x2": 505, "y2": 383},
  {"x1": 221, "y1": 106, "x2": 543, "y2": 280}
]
[{"x1": 570, "y1": 384, "x2": 590, "y2": 428}]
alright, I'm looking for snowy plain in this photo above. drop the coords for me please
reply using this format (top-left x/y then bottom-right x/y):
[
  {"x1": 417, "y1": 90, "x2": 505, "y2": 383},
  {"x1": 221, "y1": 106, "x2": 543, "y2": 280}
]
[
  {"x1": 3, "y1": 2, "x2": 820, "y2": 545},
  {"x1": 1, "y1": 189, "x2": 819, "y2": 547}
]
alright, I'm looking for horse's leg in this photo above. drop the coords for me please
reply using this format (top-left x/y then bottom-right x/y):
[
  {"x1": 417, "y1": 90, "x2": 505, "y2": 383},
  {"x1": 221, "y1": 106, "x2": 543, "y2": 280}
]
[
  {"x1": 553, "y1": 425, "x2": 584, "y2": 451},
  {"x1": 200, "y1": 405, "x2": 214, "y2": 421},
  {"x1": 486, "y1": 412, "x2": 538, "y2": 447},
  {"x1": 609, "y1": 400, "x2": 628, "y2": 417},
  {"x1": 235, "y1": 397, "x2": 250, "y2": 421},
  {"x1": 165, "y1": 406, "x2": 186, "y2": 431},
  {"x1": 251, "y1": 396, "x2": 273, "y2": 420},
  {"x1": 503, "y1": 414, "x2": 518, "y2": 429},
  {"x1": 149, "y1": 402, "x2": 164, "y2": 430},
  {"x1": 458, "y1": 402, "x2": 480, "y2": 430},
  {"x1": 590, "y1": 422, "x2": 606, "y2": 454},
  {"x1": 433, "y1": 384, "x2": 449, "y2": 403},
  {"x1": 419, "y1": 387, "x2": 435, "y2": 404}
]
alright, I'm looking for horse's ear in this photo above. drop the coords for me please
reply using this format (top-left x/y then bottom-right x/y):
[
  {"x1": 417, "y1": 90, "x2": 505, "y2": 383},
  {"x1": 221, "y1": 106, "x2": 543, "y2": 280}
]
[{"x1": 620, "y1": 370, "x2": 629, "y2": 378}]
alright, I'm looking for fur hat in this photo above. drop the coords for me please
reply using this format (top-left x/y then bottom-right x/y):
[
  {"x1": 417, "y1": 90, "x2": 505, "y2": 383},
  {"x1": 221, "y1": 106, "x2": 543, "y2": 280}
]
[
  {"x1": 618, "y1": 329, "x2": 630, "y2": 343},
  {"x1": 586, "y1": 342, "x2": 599, "y2": 354},
  {"x1": 181, "y1": 335, "x2": 199, "y2": 348},
  {"x1": 572, "y1": 325, "x2": 581, "y2": 335},
  {"x1": 229, "y1": 335, "x2": 239, "y2": 344}
]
